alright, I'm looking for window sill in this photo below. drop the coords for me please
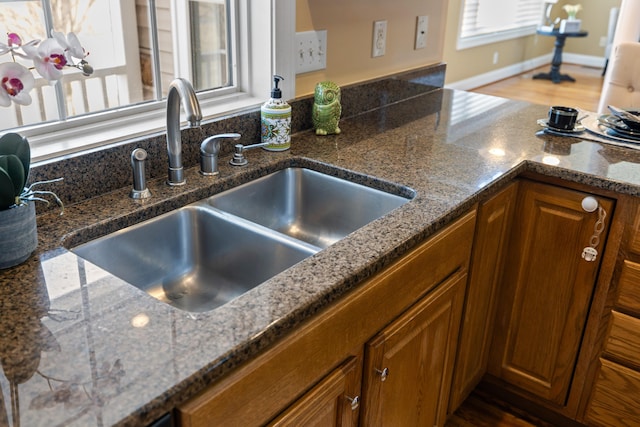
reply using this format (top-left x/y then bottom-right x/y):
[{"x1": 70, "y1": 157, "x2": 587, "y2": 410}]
[{"x1": 30, "y1": 93, "x2": 264, "y2": 164}]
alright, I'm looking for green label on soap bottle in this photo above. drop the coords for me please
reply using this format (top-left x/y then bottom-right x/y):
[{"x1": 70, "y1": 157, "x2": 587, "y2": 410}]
[{"x1": 261, "y1": 109, "x2": 291, "y2": 151}]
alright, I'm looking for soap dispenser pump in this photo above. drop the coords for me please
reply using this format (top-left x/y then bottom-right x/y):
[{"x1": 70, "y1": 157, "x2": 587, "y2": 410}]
[{"x1": 261, "y1": 75, "x2": 291, "y2": 151}]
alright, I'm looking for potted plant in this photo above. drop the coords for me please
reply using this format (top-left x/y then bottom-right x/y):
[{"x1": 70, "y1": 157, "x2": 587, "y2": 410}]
[
  {"x1": 559, "y1": 4, "x2": 582, "y2": 33},
  {"x1": 563, "y1": 4, "x2": 582, "y2": 20},
  {"x1": 0, "y1": 132, "x2": 62, "y2": 269},
  {"x1": 0, "y1": 30, "x2": 90, "y2": 268}
]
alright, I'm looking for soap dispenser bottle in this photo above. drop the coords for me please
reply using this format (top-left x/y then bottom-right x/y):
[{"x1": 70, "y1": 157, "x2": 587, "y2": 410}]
[{"x1": 261, "y1": 75, "x2": 291, "y2": 151}]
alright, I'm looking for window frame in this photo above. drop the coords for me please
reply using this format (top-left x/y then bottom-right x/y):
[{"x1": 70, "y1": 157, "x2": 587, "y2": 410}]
[
  {"x1": 456, "y1": 0, "x2": 543, "y2": 50},
  {"x1": 19, "y1": 0, "x2": 295, "y2": 163}
]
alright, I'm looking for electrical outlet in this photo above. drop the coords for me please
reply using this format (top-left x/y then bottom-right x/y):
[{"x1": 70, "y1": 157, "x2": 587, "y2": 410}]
[
  {"x1": 415, "y1": 16, "x2": 428, "y2": 50},
  {"x1": 295, "y1": 30, "x2": 327, "y2": 74},
  {"x1": 372, "y1": 20, "x2": 387, "y2": 58},
  {"x1": 493, "y1": 51, "x2": 499, "y2": 64}
]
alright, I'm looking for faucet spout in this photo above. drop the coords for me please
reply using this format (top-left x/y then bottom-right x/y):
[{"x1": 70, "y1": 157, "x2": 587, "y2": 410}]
[{"x1": 166, "y1": 78, "x2": 202, "y2": 186}]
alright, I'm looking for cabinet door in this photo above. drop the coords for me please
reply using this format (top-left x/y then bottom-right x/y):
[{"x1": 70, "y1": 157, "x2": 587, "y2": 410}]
[
  {"x1": 449, "y1": 182, "x2": 518, "y2": 413},
  {"x1": 361, "y1": 271, "x2": 466, "y2": 427},
  {"x1": 267, "y1": 356, "x2": 362, "y2": 427},
  {"x1": 488, "y1": 180, "x2": 614, "y2": 405}
]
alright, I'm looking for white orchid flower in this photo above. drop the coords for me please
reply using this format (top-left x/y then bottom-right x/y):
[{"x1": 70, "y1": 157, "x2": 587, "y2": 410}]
[
  {"x1": 0, "y1": 29, "x2": 93, "y2": 108},
  {"x1": 22, "y1": 37, "x2": 67, "y2": 83},
  {"x1": 52, "y1": 30, "x2": 87, "y2": 61},
  {"x1": 0, "y1": 62, "x2": 35, "y2": 106}
]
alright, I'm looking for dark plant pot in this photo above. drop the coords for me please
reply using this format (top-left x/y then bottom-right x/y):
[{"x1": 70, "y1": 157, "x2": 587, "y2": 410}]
[{"x1": 0, "y1": 202, "x2": 37, "y2": 269}]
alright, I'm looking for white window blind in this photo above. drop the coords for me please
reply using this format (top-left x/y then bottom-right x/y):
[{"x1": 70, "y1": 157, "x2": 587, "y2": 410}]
[{"x1": 458, "y1": 0, "x2": 544, "y2": 49}]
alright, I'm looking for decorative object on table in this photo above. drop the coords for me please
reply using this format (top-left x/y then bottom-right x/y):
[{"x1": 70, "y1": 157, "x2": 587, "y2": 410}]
[
  {"x1": 582, "y1": 114, "x2": 640, "y2": 150},
  {"x1": 537, "y1": 118, "x2": 585, "y2": 136},
  {"x1": 261, "y1": 75, "x2": 291, "y2": 151},
  {"x1": 563, "y1": 4, "x2": 582, "y2": 20},
  {"x1": 598, "y1": 114, "x2": 640, "y2": 140},
  {"x1": 547, "y1": 106, "x2": 578, "y2": 130},
  {"x1": 0, "y1": 30, "x2": 93, "y2": 107},
  {"x1": 0, "y1": 133, "x2": 63, "y2": 269},
  {"x1": 539, "y1": 0, "x2": 559, "y2": 32},
  {"x1": 577, "y1": 114, "x2": 640, "y2": 149},
  {"x1": 312, "y1": 81, "x2": 342, "y2": 136},
  {"x1": 607, "y1": 105, "x2": 640, "y2": 131},
  {"x1": 559, "y1": 4, "x2": 582, "y2": 33}
]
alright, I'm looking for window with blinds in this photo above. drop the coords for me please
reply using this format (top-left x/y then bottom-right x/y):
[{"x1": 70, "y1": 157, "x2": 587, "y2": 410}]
[{"x1": 457, "y1": 0, "x2": 545, "y2": 49}]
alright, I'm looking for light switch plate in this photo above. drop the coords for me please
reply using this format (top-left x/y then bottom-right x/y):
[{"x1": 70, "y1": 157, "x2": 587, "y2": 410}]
[{"x1": 295, "y1": 30, "x2": 327, "y2": 74}]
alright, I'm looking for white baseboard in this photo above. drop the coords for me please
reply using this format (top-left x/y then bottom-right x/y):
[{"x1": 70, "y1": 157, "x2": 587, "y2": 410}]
[
  {"x1": 445, "y1": 54, "x2": 605, "y2": 91},
  {"x1": 562, "y1": 53, "x2": 606, "y2": 68}
]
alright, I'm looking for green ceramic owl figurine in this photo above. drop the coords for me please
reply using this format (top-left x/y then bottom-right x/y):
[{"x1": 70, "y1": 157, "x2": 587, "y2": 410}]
[{"x1": 312, "y1": 81, "x2": 342, "y2": 136}]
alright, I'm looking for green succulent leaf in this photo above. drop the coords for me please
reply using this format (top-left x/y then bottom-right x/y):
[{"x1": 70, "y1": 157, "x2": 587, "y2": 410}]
[
  {"x1": 0, "y1": 167, "x2": 17, "y2": 210},
  {"x1": 0, "y1": 133, "x2": 30, "y2": 185},
  {"x1": 0, "y1": 155, "x2": 26, "y2": 197}
]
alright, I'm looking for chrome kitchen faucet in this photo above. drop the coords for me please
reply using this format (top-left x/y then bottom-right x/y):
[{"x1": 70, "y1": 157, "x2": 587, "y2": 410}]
[{"x1": 166, "y1": 78, "x2": 202, "y2": 186}]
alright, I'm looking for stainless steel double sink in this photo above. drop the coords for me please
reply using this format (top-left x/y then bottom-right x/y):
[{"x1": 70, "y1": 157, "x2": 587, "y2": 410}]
[{"x1": 72, "y1": 167, "x2": 414, "y2": 312}]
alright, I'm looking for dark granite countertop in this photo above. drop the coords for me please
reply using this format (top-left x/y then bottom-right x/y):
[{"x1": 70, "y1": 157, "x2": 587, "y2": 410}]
[{"x1": 2, "y1": 88, "x2": 640, "y2": 427}]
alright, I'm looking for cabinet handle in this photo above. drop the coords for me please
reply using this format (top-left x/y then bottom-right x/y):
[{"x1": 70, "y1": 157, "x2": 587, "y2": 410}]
[
  {"x1": 375, "y1": 367, "x2": 389, "y2": 382},
  {"x1": 345, "y1": 395, "x2": 360, "y2": 411},
  {"x1": 581, "y1": 196, "x2": 598, "y2": 213}
]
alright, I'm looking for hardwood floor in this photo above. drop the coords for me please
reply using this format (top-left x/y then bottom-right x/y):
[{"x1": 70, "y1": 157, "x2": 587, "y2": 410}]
[
  {"x1": 446, "y1": 389, "x2": 557, "y2": 427},
  {"x1": 469, "y1": 63, "x2": 605, "y2": 112}
]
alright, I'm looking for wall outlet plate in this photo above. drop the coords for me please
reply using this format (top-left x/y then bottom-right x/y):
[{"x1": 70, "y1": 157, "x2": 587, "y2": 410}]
[
  {"x1": 295, "y1": 30, "x2": 327, "y2": 74},
  {"x1": 372, "y1": 20, "x2": 387, "y2": 58},
  {"x1": 415, "y1": 16, "x2": 428, "y2": 50}
]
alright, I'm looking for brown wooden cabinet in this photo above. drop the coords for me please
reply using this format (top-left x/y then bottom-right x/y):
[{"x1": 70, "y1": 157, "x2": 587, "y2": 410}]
[
  {"x1": 177, "y1": 210, "x2": 476, "y2": 427},
  {"x1": 175, "y1": 176, "x2": 630, "y2": 427},
  {"x1": 267, "y1": 356, "x2": 362, "y2": 427},
  {"x1": 448, "y1": 182, "x2": 518, "y2": 413},
  {"x1": 488, "y1": 180, "x2": 614, "y2": 406},
  {"x1": 586, "y1": 201, "x2": 640, "y2": 426},
  {"x1": 361, "y1": 270, "x2": 466, "y2": 427}
]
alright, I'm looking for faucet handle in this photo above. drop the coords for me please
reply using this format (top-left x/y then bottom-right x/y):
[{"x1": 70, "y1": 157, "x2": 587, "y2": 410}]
[{"x1": 200, "y1": 133, "x2": 241, "y2": 175}]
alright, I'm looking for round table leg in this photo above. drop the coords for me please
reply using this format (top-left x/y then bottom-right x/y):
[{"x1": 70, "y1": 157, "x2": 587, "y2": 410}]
[{"x1": 533, "y1": 34, "x2": 575, "y2": 83}]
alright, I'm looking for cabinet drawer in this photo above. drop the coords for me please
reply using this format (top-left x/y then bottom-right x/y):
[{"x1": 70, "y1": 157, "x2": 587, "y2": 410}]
[
  {"x1": 586, "y1": 359, "x2": 640, "y2": 427},
  {"x1": 604, "y1": 311, "x2": 640, "y2": 369},
  {"x1": 616, "y1": 260, "x2": 640, "y2": 315}
]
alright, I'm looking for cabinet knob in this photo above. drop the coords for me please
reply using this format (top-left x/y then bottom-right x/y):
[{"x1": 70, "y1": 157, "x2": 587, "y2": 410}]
[
  {"x1": 581, "y1": 196, "x2": 598, "y2": 213},
  {"x1": 375, "y1": 367, "x2": 389, "y2": 382},
  {"x1": 345, "y1": 395, "x2": 360, "y2": 411}
]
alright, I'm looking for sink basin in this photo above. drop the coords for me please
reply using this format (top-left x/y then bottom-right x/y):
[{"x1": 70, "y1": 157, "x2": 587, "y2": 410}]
[
  {"x1": 72, "y1": 205, "x2": 317, "y2": 312},
  {"x1": 71, "y1": 166, "x2": 413, "y2": 312},
  {"x1": 206, "y1": 167, "x2": 412, "y2": 248}
]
